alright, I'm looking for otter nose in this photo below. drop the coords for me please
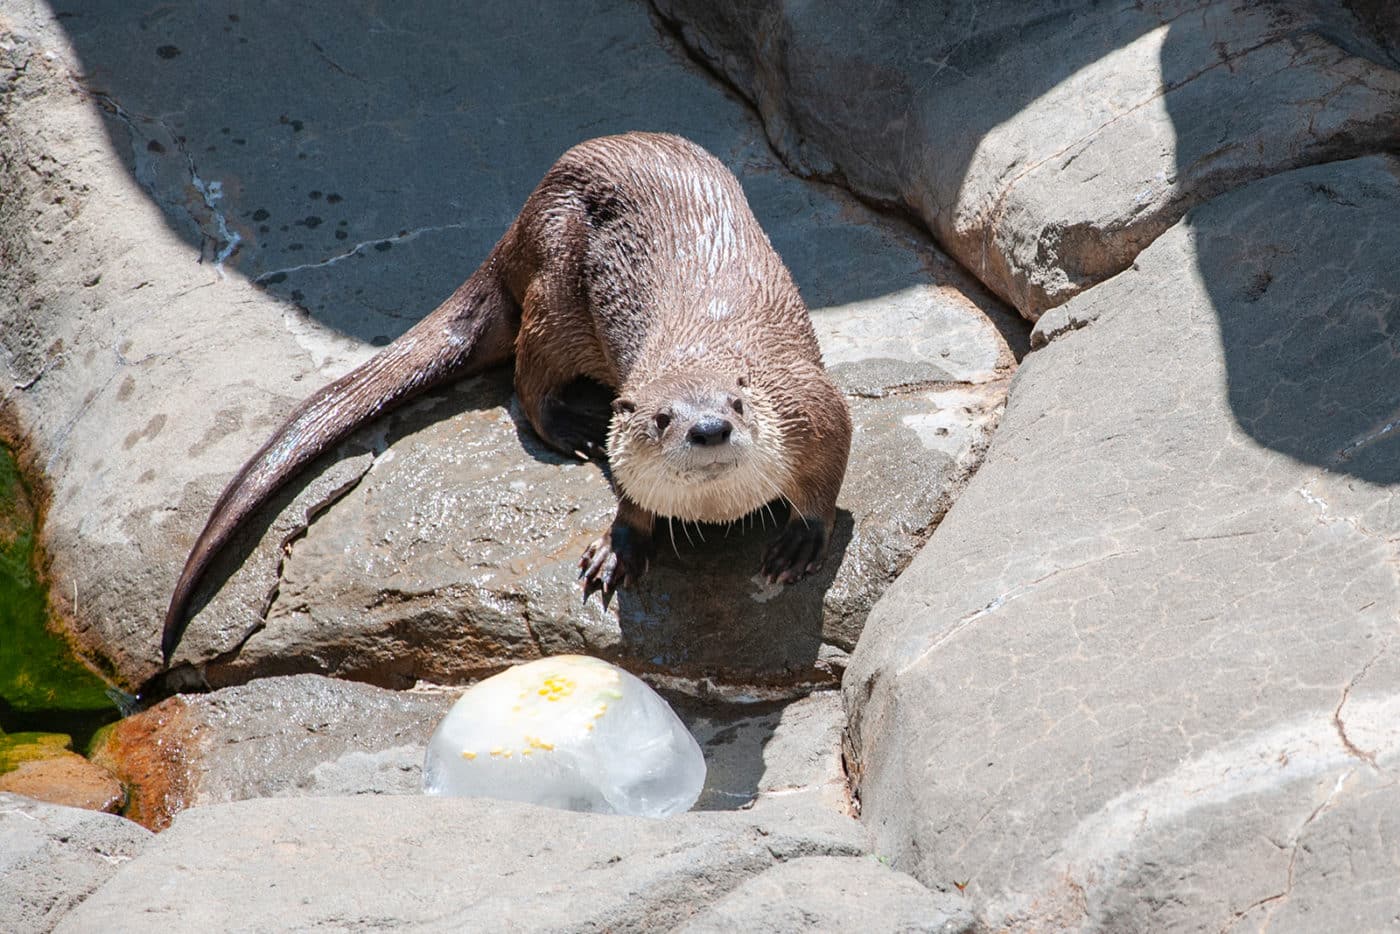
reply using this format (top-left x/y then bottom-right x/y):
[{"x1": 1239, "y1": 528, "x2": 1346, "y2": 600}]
[{"x1": 687, "y1": 417, "x2": 733, "y2": 447}]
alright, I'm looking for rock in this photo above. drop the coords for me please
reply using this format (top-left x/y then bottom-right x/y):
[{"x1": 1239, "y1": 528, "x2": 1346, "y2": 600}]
[
  {"x1": 843, "y1": 157, "x2": 1400, "y2": 928},
  {"x1": 0, "y1": 733, "x2": 124, "y2": 814},
  {"x1": 0, "y1": 0, "x2": 1016, "y2": 693},
  {"x1": 652, "y1": 0, "x2": 1400, "y2": 318},
  {"x1": 217, "y1": 303, "x2": 1009, "y2": 693},
  {"x1": 687, "y1": 689, "x2": 851, "y2": 815},
  {"x1": 88, "y1": 674, "x2": 453, "y2": 830},
  {"x1": 0, "y1": 756, "x2": 124, "y2": 814},
  {"x1": 89, "y1": 672, "x2": 852, "y2": 831},
  {"x1": 54, "y1": 794, "x2": 864, "y2": 932},
  {"x1": 676, "y1": 856, "x2": 975, "y2": 933},
  {"x1": 0, "y1": 792, "x2": 151, "y2": 934}
]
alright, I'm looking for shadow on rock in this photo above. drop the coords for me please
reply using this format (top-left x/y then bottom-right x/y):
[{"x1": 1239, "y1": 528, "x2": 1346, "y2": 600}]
[
  {"x1": 57, "y1": 0, "x2": 928, "y2": 345},
  {"x1": 1161, "y1": 6, "x2": 1400, "y2": 486},
  {"x1": 613, "y1": 508, "x2": 853, "y2": 683}
]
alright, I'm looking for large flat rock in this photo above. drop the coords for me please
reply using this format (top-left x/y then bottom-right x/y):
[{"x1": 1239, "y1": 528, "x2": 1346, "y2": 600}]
[
  {"x1": 843, "y1": 156, "x2": 1400, "y2": 928},
  {"x1": 0, "y1": 0, "x2": 1016, "y2": 693},
  {"x1": 86, "y1": 672, "x2": 852, "y2": 830},
  {"x1": 54, "y1": 794, "x2": 865, "y2": 932},
  {"x1": 0, "y1": 792, "x2": 152, "y2": 934},
  {"x1": 654, "y1": 0, "x2": 1400, "y2": 318},
  {"x1": 676, "y1": 856, "x2": 975, "y2": 933}
]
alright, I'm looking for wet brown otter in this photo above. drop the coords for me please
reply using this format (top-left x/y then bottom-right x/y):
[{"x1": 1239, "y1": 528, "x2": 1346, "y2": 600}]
[{"x1": 162, "y1": 132, "x2": 851, "y2": 663}]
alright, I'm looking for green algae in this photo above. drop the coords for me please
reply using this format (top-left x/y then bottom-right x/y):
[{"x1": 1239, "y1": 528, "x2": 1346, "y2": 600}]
[
  {"x1": 0, "y1": 730, "x2": 74, "y2": 773},
  {"x1": 0, "y1": 443, "x2": 119, "y2": 758}
]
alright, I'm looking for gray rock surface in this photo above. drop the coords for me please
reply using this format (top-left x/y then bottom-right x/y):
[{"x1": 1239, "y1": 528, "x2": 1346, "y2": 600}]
[
  {"x1": 0, "y1": 0, "x2": 1016, "y2": 692},
  {"x1": 54, "y1": 794, "x2": 864, "y2": 933},
  {"x1": 688, "y1": 690, "x2": 850, "y2": 813},
  {"x1": 843, "y1": 157, "x2": 1400, "y2": 929},
  {"x1": 653, "y1": 0, "x2": 1400, "y2": 319},
  {"x1": 0, "y1": 792, "x2": 152, "y2": 934},
  {"x1": 88, "y1": 674, "x2": 453, "y2": 829},
  {"x1": 87, "y1": 673, "x2": 851, "y2": 830},
  {"x1": 676, "y1": 856, "x2": 975, "y2": 933}
]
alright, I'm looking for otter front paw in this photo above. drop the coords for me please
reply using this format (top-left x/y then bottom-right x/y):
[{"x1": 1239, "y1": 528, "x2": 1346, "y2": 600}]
[
  {"x1": 761, "y1": 517, "x2": 828, "y2": 585},
  {"x1": 580, "y1": 524, "x2": 655, "y2": 607}
]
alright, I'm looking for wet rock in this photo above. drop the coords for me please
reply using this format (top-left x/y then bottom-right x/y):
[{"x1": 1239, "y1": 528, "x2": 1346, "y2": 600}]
[
  {"x1": 88, "y1": 674, "x2": 453, "y2": 830},
  {"x1": 653, "y1": 0, "x2": 1400, "y2": 319},
  {"x1": 0, "y1": 0, "x2": 1016, "y2": 693},
  {"x1": 676, "y1": 857, "x2": 974, "y2": 933},
  {"x1": 843, "y1": 158, "x2": 1400, "y2": 929},
  {"x1": 210, "y1": 290, "x2": 1009, "y2": 692},
  {"x1": 54, "y1": 794, "x2": 864, "y2": 932},
  {"x1": 0, "y1": 792, "x2": 151, "y2": 934}
]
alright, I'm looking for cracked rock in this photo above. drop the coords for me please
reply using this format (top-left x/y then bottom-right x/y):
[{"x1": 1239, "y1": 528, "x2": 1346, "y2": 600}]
[
  {"x1": 652, "y1": 0, "x2": 1400, "y2": 319},
  {"x1": 0, "y1": 792, "x2": 153, "y2": 934},
  {"x1": 844, "y1": 156, "x2": 1400, "y2": 929},
  {"x1": 52, "y1": 795, "x2": 864, "y2": 932}
]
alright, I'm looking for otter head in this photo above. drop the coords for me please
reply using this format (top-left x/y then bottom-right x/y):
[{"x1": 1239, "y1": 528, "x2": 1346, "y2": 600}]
[{"x1": 607, "y1": 370, "x2": 787, "y2": 523}]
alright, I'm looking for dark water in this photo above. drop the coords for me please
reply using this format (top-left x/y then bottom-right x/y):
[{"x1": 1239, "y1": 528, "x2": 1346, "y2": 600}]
[{"x1": 0, "y1": 445, "x2": 122, "y2": 754}]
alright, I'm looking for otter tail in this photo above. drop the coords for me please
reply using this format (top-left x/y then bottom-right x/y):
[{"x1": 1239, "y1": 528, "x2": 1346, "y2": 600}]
[{"x1": 162, "y1": 261, "x2": 519, "y2": 664}]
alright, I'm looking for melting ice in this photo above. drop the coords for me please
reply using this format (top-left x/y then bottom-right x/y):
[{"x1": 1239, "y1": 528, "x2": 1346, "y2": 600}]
[{"x1": 422, "y1": 655, "x2": 705, "y2": 817}]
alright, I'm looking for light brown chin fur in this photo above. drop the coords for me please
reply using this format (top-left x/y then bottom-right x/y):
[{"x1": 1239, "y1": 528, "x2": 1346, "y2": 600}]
[{"x1": 608, "y1": 385, "x2": 793, "y2": 523}]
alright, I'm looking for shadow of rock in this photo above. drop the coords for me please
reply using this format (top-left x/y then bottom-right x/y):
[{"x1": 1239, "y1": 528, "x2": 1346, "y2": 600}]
[{"x1": 56, "y1": 0, "x2": 931, "y2": 344}]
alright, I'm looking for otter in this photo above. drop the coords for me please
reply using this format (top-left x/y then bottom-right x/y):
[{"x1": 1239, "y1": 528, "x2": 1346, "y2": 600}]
[{"x1": 161, "y1": 132, "x2": 851, "y2": 664}]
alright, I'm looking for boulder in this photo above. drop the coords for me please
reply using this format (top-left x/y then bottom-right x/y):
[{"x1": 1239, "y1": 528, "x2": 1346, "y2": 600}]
[
  {"x1": 0, "y1": 733, "x2": 124, "y2": 814},
  {"x1": 843, "y1": 157, "x2": 1400, "y2": 928},
  {"x1": 0, "y1": 0, "x2": 1017, "y2": 694},
  {"x1": 676, "y1": 857, "x2": 975, "y2": 933},
  {"x1": 88, "y1": 673, "x2": 852, "y2": 831},
  {"x1": 53, "y1": 794, "x2": 864, "y2": 932},
  {"x1": 87, "y1": 674, "x2": 453, "y2": 830},
  {"x1": 652, "y1": 0, "x2": 1400, "y2": 318},
  {"x1": 0, "y1": 754, "x2": 124, "y2": 814},
  {"x1": 0, "y1": 792, "x2": 151, "y2": 934}
]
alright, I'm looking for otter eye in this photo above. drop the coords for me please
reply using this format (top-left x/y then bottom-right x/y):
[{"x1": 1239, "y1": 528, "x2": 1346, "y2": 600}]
[
  {"x1": 736, "y1": 374, "x2": 748, "y2": 388},
  {"x1": 730, "y1": 397, "x2": 744, "y2": 416},
  {"x1": 613, "y1": 398, "x2": 636, "y2": 416},
  {"x1": 653, "y1": 411, "x2": 672, "y2": 433}
]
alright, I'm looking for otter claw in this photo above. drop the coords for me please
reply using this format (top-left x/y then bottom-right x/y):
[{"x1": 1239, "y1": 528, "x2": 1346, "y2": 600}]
[
  {"x1": 762, "y1": 518, "x2": 828, "y2": 585},
  {"x1": 580, "y1": 526, "x2": 653, "y2": 604}
]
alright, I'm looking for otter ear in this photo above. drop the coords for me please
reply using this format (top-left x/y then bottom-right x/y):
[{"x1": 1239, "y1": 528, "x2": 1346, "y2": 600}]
[{"x1": 612, "y1": 398, "x2": 636, "y2": 416}]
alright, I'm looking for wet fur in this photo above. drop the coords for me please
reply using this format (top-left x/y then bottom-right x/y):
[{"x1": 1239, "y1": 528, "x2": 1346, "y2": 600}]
[{"x1": 162, "y1": 132, "x2": 850, "y2": 662}]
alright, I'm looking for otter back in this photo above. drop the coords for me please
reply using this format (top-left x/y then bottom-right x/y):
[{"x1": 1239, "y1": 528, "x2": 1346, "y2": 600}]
[{"x1": 162, "y1": 132, "x2": 850, "y2": 662}]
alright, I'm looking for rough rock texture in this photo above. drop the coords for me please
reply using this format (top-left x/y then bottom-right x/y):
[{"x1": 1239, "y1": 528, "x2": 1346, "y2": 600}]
[
  {"x1": 0, "y1": 792, "x2": 152, "y2": 934},
  {"x1": 676, "y1": 857, "x2": 975, "y2": 933},
  {"x1": 87, "y1": 673, "x2": 851, "y2": 830},
  {"x1": 88, "y1": 674, "x2": 453, "y2": 830},
  {"x1": 0, "y1": 754, "x2": 124, "y2": 814},
  {"x1": 234, "y1": 305, "x2": 1008, "y2": 693},
  {"x1": 55, "y1": 795, "x2": 864, "y2": 933},
  {"x1": 653, "y1": 0, "x2": 1400, "y2": 319},
  {"x1": 844, "y1": 158, "x2": 1400, "y2": 929},
  {"x1": 687, "y1": 690, "x2": 849, "y2": 813},
  {"x1": 0, "y1": 0, "x2": 1016, "y2": 693}
]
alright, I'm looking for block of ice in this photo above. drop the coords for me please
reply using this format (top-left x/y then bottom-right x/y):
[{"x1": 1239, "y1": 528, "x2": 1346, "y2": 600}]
[{"x1": 422, "y1": 655, "x2": 705, "y2": 817}]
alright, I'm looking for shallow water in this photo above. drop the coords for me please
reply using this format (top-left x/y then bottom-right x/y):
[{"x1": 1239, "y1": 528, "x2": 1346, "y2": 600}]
[{"x1": 0, "y1": 444, "x2": 121, "y2": 755}]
